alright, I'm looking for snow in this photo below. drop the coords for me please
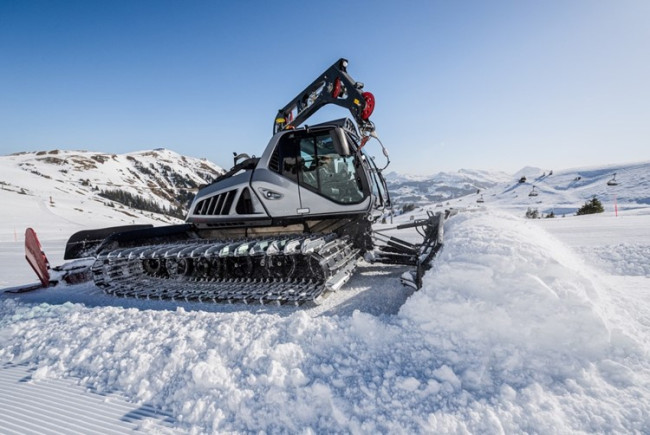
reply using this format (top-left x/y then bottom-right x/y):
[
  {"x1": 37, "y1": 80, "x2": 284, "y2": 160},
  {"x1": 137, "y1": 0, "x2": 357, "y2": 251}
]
[
  {"x1": 0, "y1": 363, "x2": 178, "y2": 433},
  {"x1": 1, "y1": 155, "x2": 650, "y2": 432}
]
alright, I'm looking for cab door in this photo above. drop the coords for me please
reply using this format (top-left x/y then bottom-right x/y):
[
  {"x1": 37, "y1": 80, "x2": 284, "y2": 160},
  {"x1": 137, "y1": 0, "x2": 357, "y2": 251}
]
[{"x1": 295, "y1": 130, "x2": 367, "y2": 216}]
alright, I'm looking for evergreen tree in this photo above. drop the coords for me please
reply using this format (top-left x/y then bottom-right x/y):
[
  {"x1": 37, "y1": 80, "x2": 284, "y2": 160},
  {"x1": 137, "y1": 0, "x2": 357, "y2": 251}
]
[
  {"x1": 98, "y1": 189, "x2": 186, "y2": 219},
  {"x1": 525, "y1": 208, "x2": 539, "y2": 219},
  {"x1": 576, "y1": 196, "x2": 605, "y2": 215}
]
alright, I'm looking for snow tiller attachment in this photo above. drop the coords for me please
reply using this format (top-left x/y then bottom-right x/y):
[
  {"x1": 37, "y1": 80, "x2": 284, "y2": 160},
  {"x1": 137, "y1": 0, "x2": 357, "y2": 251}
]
[
  {"x1": 371, "y1": 210, "x2": 453, "y2": 289},
  {"x1": 51, "y1": 58, "x2": 450, "y2": 305}
]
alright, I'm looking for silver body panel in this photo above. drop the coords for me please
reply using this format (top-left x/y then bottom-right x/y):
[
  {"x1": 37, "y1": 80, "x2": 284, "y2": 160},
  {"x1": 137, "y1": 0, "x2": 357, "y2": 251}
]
[{"x1": 186, "y1": 124, "x2": 380, "y2": 227}]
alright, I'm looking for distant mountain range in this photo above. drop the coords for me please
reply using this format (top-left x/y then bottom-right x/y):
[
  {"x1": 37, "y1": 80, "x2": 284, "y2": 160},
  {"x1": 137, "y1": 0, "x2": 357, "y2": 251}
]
[
  {"x1": 384, "y1": 169, "x2": 512, "y2": 206},
  {"x1": 389, "y1": 160, "x2": 649, "y2": 217},
  {"x1": 1, "y1": 149, "x2": 648, "y2": 226}
]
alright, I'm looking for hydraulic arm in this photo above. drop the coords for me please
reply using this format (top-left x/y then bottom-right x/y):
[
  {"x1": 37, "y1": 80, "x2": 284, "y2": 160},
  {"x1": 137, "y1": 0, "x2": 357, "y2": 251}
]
[{"x1": 273, "y1": 58, "x2": 376, "y2": 135}]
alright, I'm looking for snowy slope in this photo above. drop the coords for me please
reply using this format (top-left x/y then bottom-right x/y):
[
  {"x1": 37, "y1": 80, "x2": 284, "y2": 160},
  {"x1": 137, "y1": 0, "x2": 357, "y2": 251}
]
[
  {"x1": 498, "y1": 161, "x2": 650, "y2": 213},
  {"x1": 385, "y1": 161, "x2": 650, "y2": 216},
  {"x1": 1, "y1": 157, "x2": 649, "y2": 433},
  {"x1": 0, "y1": 363, "x2": 178, "y2": 433},
  {"x1": 385, "y1": 168, "x2": 512, "y2": 206},
  {"x1": 0, "y1": 149, "x2": 223, "y2": 242},
  {"x1": 400, "y1": 160, "x2": 650, "y2": 219}
]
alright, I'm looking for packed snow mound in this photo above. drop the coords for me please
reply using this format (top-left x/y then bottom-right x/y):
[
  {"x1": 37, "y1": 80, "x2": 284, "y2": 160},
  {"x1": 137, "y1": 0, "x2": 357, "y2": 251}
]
[
  {"x1": 578, "y1": 244, "x2": 650, "y2": 277},
  {"x1": 1, "y1": 209, "x2": 649, "y2": 433},
  {"x1": 402, "y1": 211, "x2": 615, "y2": 380}
]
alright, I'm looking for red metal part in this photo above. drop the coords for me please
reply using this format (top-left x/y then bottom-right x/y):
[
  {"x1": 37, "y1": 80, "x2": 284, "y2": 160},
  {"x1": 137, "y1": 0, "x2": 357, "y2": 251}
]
[
  {"x1": 361, "y1": 92, "x2": 375, "y2": 120},
  {"x1": 24, "y1": 228, "x2": 50, "y2": 287},
  {"x1": 332, "y1": 77, "x2": 342, "y2": 98}
]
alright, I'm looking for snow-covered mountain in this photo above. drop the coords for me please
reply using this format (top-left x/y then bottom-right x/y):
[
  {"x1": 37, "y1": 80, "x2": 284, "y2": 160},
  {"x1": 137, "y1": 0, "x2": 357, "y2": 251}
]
[
  {"x1": 458, "y1": 160, "x2": 650, "y2": 216},
  {"x1": 4, "y1": 149, "x2": 647, "y2": 230},
  {"x1": 384, "y1": 168, "x2": 512, "y2": 206},
  {"x1": 390, "y1": 161, "x2": 650, "y2": 217},
  {"x1": 0, "y1": 149, "x2": 224, "y2": 240}
]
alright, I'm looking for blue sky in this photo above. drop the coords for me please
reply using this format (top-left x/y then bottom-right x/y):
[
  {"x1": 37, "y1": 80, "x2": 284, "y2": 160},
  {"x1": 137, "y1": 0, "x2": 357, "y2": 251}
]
[{"x1": 1, "y1": 1, "x2": 648, "y2": 174}]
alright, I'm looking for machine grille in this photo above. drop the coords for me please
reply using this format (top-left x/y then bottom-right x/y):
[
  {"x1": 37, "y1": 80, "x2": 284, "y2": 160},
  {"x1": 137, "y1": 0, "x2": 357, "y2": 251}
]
[{"x1": 193, "y1": 190, "x2": 237, "y2": 216}]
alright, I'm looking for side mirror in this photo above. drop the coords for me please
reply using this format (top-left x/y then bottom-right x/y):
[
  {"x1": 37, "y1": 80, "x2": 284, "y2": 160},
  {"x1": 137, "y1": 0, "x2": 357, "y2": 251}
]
[{"x1": 332, "y1": 128, "x2": 352, "y2": 156}]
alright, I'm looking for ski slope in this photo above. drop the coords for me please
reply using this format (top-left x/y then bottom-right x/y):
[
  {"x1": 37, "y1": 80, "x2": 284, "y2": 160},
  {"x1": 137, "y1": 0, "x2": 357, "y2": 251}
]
[{"x1": 1, "y1": 158, "x2": 649, "y2": 432}]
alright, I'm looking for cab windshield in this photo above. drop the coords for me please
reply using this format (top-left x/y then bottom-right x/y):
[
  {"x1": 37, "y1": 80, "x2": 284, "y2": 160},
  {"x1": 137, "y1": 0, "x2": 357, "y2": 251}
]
[{"x1": 275, "y1": 129, "x2": 365, "y2": 204}]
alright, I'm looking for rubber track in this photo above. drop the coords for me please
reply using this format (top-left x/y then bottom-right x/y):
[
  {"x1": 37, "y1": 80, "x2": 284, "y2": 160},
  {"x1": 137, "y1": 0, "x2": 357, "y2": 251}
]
[{"x1": 91, "y1": 234, "x2": 359, "y2": 305}]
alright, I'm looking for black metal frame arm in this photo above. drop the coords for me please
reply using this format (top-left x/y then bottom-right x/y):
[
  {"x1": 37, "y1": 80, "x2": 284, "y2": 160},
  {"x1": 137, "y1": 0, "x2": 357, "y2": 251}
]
[{"x1": 273, "y1": 58, "x2": 375, "y2": 135}]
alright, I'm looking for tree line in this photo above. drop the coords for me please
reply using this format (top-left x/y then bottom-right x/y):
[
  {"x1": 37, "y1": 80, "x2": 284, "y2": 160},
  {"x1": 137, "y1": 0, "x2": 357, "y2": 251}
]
[{"x1": 98, "y1": 189, "x2": 187, "y2": 219}]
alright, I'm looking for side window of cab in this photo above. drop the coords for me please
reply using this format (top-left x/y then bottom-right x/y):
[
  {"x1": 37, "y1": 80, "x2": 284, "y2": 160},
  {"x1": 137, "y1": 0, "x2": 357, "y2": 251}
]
[{"x1": 271, "y1": 133, "x2": 300, "y2": 181}]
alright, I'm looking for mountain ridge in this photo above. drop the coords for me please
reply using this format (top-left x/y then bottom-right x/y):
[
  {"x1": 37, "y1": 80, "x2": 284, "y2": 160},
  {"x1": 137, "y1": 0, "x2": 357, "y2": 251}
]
[
  {"x1": 2, "y1": 149, "x2": 648, "y2": 230},
  {"x1": 0, "y1": 149, "x2": 224, "y2": 238}
]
